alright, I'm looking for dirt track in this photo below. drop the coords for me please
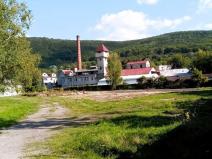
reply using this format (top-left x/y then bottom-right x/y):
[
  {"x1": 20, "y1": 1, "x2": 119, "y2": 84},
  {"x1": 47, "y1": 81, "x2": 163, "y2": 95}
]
[
  {"x1": 60, "y1": 88, "x2": 203, "y2": 101},
  {"x1": 0, "y1": 103, "x2": 71, "y2": 159}
]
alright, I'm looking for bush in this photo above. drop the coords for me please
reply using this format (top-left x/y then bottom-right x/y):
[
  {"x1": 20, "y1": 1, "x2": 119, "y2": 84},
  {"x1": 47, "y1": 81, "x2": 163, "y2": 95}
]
[
  {"x1": 191, "y1": 68, "x2": 208, "y2": 87},
  {"x1": 155, "y1": 76, "x2": 169, "y2": 88},
  {"x1": 137, "y1": 76, "x2": 155, "y2": 89}
]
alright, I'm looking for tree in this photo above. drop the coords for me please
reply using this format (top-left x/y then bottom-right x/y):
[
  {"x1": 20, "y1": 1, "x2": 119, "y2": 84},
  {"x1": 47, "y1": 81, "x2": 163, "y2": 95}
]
[
  {"x1": 191, "y1": 68, "x2": 208, "y2": 86},
  {"x1": 107, "y1": 52, "x2": 122, "y2": 90},
  {"x1": 192, "y1": 50, "x2": 212, "y2": 74},
  {"x1": 0, "y1": 0, "x2": 41, "y2": 92},
  {"x1": 168, "y1": 54, "x2": 191, "y2": 69}
]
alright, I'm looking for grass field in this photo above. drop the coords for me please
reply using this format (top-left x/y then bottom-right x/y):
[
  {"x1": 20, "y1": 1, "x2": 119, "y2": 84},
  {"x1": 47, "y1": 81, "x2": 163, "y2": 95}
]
[
  {"x1": 34, "y1": 89, "x2": 212, "y2": 159},
  {"x1": 0, "y1": 97, "x2": 41, "y2": 128}
]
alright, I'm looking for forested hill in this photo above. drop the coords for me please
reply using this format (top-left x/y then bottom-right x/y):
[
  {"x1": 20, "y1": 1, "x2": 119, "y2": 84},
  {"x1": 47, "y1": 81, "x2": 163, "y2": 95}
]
[{"x1": 28, "y1": 30, "x2": 212, "y2": 67}]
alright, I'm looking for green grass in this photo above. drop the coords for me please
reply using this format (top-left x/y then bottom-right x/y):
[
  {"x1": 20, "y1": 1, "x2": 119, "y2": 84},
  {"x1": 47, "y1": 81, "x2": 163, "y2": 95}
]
[
  {"x1": 33, "y1": 89, "x2": 212, "y2": 159},
  {"x1": 0, "y1": 96, "x2": 41, "y2": 128},
  {"x1": 51, "y1": 90, "x2": 212, "y2": 116}
]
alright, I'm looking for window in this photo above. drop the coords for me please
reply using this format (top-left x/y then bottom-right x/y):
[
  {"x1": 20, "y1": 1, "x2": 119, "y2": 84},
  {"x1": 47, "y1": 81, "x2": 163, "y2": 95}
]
[
  {"x1": 100, "y1": 66, "x2": 102, "y2": 70},
  {"x1": 140, "y1": 64, "x2": 143, "y2": 68}
]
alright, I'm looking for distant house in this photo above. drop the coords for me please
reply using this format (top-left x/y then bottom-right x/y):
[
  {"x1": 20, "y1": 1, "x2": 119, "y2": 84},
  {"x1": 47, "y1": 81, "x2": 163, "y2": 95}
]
[
  {"x1": 42, "y1": 73, "x2": 57, "y2": 88},
  {"x1": 158, "y1": 65, "x2": 191, "y2": 81},
  {"x1": 97, "y1": 60, "x2": 158, "y2": 85},
  {"x1": 121, "y1": 60, "x2": 158, "y2": 84},
  {"x1": 125, "y1": 60, "x2": 151, "y2": 69},
  {"x1": 158, "y1": 65, "x2": 172, "y2": 71},
  {"x1": 57, "y1": 36, "x2": 110, "y2": 88},
  {"x1": 57, "y1": 68, "x2": 98, "y2": 88}
]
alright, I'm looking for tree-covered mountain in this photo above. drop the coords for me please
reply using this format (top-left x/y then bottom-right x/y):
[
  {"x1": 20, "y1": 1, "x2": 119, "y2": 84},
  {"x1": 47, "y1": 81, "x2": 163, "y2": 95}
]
[{"x1": 28, "y1": 30, "x2": 212, "y2": 68}]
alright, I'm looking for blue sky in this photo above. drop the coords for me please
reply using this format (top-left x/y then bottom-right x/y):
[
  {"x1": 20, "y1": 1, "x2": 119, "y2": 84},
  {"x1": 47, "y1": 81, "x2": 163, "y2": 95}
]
[{"x1": 23, "y1": 0, "x2": 212, "y2": 41}]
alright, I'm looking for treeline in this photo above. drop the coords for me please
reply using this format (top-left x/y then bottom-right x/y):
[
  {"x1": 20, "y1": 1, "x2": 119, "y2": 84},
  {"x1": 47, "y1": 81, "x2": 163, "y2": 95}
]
[
  {"x1": 157, "y1": 50, "x2": 212, "y2": 74},
  {"x1": 0, "y1": 0, "x2": 42, "y2": 93},
  {"x1": 28, "y1": 30, "x2": 212, "y2": 68}
]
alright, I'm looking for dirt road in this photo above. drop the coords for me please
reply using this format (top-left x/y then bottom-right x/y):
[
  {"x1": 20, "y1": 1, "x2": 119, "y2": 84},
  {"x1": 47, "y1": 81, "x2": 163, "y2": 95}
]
[
  {"x1": 0, "y1": 103, "x2": 71, "y2": 159},
  {"x1": 61, "y1": 88, "x2": 204, "y2": 101}
]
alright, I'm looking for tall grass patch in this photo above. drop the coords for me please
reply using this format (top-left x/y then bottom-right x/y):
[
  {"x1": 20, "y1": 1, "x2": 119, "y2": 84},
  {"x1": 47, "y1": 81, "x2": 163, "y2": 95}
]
[{"x1": 0, "y1": 97, "x2": 41, "y2": 128}]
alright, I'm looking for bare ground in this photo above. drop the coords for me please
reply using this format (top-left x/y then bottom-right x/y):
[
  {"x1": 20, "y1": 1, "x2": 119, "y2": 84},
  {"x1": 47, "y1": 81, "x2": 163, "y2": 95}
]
[
  {"x1": 0, "y1": 103, "x2": 72, "y2": 159},
  {"x1": 50, "y1": 88, "x2": 204, "y2": 101}
]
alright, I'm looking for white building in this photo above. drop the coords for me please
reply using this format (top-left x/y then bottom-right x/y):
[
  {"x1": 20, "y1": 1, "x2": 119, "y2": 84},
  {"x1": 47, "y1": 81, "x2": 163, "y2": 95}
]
[
  {"x1": 158, "y1": 65, "x2": 172, "y2": 71},
  {"x1": 159, "y1": 68, "x2": 190, "y2": 77},
  {"x1": 126, "y1": 60, "x2": 151, "y2": 69},
  {"x1": 157, "y1": 65, "x2": 191, "y2": 81},
  {"x1": 121, "y1": 61, "x2": 158, "y2": 84},
  {"x1": 42, "y1": 73, "x2": 57, "y2": 88},
  {"x1": 57, "y1": 43, "x2": 109, "y2": 88},
  {"x1": 95, "y1": 44, "x2": 109, "y2": 79},
  {"x1": 97, "y1": 61, "x2": 159, "y2": 85},
  {"x1": 57, "y1": 36, "x2": 159, "y2": 88}
]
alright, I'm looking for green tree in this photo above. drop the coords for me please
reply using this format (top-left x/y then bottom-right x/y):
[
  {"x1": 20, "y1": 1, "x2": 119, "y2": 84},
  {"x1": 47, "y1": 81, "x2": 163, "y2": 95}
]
[
  {"x1": 49, "y1": 65, "x2": 58, "y2": 73},
  {"x1": 168, "y1": 54, "x2": 191, "y2": 69},
  {"x1": 191, "y1": 68, "x2": 208, "y2": 86},
  {"x1": 107, "y1": 52, "x2": 122, "y2": 90},
  {"x1": 192, "y1": 50, "x2": 212, "y2": 74},
  {"x1": 0, "y1": 0, "x2": 41, "y2": 92}
]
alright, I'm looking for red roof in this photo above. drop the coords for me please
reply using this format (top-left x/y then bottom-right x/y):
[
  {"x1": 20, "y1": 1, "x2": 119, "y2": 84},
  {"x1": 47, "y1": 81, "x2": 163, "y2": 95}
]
[
  {"x1": 62, "y1": 70, "x2": 73, "y2": 75},
  {"x1": 122, "y1": 68, "x2": 152, "y2": 76},
  {"x1": 96, "y1": 44, "x2": 109, "y2": 53},
  {"x1": 127, "y1": 60, "x2": 148, "y2": 65}
]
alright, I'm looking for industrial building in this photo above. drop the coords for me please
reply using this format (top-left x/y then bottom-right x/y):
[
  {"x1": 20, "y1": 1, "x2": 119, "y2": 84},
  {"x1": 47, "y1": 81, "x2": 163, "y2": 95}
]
[
  {"x1": 57, "y1": 35, "x2": 109, "y2": 88},
  {"x1": 55, "y1": 35, "x2": 193, "y2": 88},
  {"x1": 57, "y1": 35, "x2": 159, "y2": 88}
]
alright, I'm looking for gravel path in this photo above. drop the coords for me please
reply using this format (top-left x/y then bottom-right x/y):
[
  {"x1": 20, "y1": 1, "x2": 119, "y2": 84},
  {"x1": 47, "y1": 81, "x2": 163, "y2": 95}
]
[{"x1": 0, "y1": 103, "x2": 71, "y2": 159}]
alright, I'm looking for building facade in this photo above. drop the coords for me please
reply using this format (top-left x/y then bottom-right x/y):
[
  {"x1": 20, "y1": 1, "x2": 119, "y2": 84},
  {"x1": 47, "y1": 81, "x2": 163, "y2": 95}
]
[
  {"x1": 56, "y1": 35, "x2": 192, "y2": 88},
  {"x1": 42, "y1": 73, "x2": 57, "y2": 88},
  {"x1": 97, "y1": 60, "x2": 159, "y2": 85},
  {"x1": 57, "y1": 38, "x2": 109, "y2": 88}
]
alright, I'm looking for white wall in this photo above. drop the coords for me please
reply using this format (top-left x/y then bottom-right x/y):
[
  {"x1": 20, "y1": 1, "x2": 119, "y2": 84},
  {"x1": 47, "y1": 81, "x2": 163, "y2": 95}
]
[
  {"x1": 160, "y1": 68, "x2": 190, "y2": 77},
  {"x1": 158, "y1": 65, "x2": 172, "y2": 71},
  {"x1": 122, "y1": 74, "x2": 158, "y2": 85},
  {"x1": 96, "y1": 52, "x2": 109, "y2": 77},
  {"x1": 97, "y1": 73, "x2": 159, "y2": 86},
  {"x1": 0, "y1": 86, "x2": 19, "y2": 97}
]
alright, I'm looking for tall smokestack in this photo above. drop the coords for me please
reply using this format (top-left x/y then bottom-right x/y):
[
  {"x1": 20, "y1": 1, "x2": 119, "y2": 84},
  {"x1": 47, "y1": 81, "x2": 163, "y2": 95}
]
[{"x1": 76, "y1": 35, "x2": 82, "y2": 70}]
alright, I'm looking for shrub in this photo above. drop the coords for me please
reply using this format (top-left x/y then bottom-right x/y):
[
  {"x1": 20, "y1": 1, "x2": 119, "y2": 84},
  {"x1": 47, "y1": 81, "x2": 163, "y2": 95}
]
[
  {"x1": 191, "y1": 68, "x2": 208, "y2": 87},
  {"x1": 155, "y1": 76, "x2": 169, "y2": 88}
]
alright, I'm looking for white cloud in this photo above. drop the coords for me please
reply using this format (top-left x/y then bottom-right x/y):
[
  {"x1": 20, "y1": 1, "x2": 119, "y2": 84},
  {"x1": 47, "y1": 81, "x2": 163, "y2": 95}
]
[
  {"x1": 198, "y1": 0, "x2": 212, "y2": 12},
  {"x1": 137, "y1": 0, "x2": 158, "y2": 5},
  {"x1": 93, "y1": 10, "x2": 191, "y2": 41},
  {"x1": 205, "y1": 23, "x2": 212, "y2": 29}
]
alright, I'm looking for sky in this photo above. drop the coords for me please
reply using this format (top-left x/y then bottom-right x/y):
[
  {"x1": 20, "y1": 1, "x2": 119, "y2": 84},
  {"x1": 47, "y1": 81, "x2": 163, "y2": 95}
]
[{"x1": 22, "y1": 0, "x2": 212, "y2": 41}]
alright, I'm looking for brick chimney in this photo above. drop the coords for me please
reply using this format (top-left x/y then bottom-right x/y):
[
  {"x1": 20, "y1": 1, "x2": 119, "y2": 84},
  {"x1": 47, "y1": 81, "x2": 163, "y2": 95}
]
[{"x1": 76, "y1": 35, "x2": 82, "y2": 70}]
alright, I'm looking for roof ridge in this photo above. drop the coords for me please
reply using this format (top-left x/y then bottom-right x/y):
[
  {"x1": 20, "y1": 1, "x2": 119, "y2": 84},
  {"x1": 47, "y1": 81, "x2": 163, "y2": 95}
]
[{"x1": 96, "y1": 43, "x2": 109, "y2": 53}]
